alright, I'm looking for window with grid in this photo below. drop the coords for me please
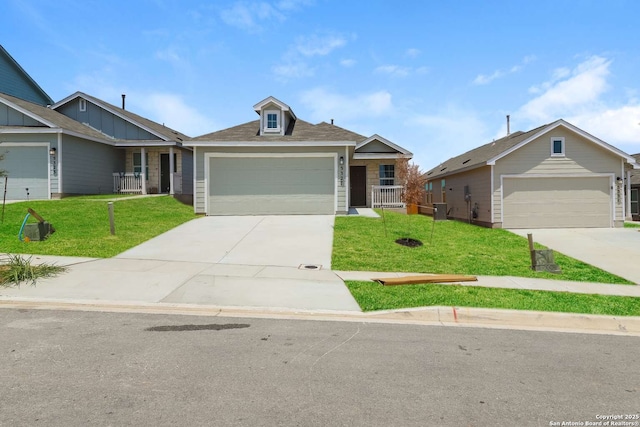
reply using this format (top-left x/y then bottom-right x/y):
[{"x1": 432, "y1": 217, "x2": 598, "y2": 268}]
[
  {"x1": 133, "y1": 152, "x2": 149, "y2": 179},
  {"x1": 379, "y1": 164, "x2": 395, "y2": 186},
  {"x1": 441, "y1": 179, "x2": 446, "y2": 203}
]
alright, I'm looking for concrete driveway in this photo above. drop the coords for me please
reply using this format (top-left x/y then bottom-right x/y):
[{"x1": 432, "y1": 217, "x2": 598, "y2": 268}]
[
  {"x1": 2, "y1": 216, "x2": 361, "y2": 312},
  {"x1": 508, "y1": 228, "x2": 640, "y2": 284}
]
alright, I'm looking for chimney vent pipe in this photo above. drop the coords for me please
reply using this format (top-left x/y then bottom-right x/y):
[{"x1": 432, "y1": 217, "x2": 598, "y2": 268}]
[
  {"x1": 122, "y1": 94, "x2": 126, "y2": 110},
  {"x1": 506, "y1": 114, "x2": 510, "y2": 136}
]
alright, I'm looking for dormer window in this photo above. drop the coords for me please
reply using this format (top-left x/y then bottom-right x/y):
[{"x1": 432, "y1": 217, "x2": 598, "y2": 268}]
[{"x1": 264, "y1": 110, "x2": 280, "y2": 132}]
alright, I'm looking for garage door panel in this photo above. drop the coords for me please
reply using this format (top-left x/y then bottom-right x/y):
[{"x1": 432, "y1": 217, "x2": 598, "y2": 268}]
[
  {"x1": 503, "y1": 177, "x2": 611, "y2": 228},
  {"x1": 208, "y1": 157, "x2": 335, "y2": 215},
  {"x1": 1, "y1": 146, "x2": 49, "y2": 200}
]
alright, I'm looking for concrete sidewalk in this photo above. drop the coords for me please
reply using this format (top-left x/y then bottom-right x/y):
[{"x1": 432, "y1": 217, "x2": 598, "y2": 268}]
[{"x1": 1, "y1": 254, "x2": 640, "y2": 336}]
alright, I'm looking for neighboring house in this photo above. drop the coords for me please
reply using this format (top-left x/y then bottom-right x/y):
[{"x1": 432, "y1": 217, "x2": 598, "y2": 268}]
[
  {"x1": 0, "y1": 91, "x2": 193, "y2": 201},
  {"x1": 424, "y1": 119, "x2": 638, "y2": 229},
  {"x1": 631, "y1": 154, "x2": 640, "y2": 221},
  {"x1": 0, "y1": 44, "x2": 53, "y2": 106},
  {"x1": 185, "y1": 96, "x2": 412, "y2": 215}
]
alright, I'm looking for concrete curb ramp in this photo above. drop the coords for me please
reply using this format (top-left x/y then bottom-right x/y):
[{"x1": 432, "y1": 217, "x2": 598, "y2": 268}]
[{"x1": 1, "y1": 299, "x2": 638, "y2": 337}]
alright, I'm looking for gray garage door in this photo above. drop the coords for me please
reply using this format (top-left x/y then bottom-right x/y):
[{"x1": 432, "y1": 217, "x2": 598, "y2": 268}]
[
  {"x1": 208, "y1": 156, "x2": 335, "y2": 215},
  {"x1": 503, "y1": 176, "x2": 611, "y2": 228},
  {"x1": 1, "y1": 145, "x2": 49, "y2": 201}
]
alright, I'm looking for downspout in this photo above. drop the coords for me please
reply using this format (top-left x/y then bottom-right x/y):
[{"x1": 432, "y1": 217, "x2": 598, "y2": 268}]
[
  {"x1": 344, "y1": 145, "x2": 349, "y2": 211},
  {"x1": 627, "y1": 170, "x2": 632, "y2": 220},
  {"x1": 490, "y1": 164, "x2": 495, "y2": 225},
  {"x1": 193, "y1": 146, "x2": 197, "y2": 214}
]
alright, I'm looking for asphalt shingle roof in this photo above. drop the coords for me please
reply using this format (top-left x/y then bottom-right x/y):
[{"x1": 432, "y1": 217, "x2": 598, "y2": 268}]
[
  {"x1": 424, "y1": 123, "x2": 550, "y2": 180},
  {"x1": 0, "y1": 92, "x2": 117, "y2": 142},
  {"x1": 192, "y1": 119, "x2": 367, "y2": 143}
]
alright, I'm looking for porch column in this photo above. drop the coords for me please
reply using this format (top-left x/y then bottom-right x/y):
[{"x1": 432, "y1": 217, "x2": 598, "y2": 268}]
[
  {"x1": 141, "y1": 147, "x2": 147, "y2": 195},
  {"x1": 627, "y1": 170, "x2": 632, "y2": 220},
  {"x1": 169, "y1": 146, "x2": 175, "y2": 195}
]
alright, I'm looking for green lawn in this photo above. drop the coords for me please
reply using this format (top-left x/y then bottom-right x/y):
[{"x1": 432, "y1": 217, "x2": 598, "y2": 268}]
[
  {"x1": 624, "y1": 222, "x2": 640, "y2": 228},
  {"x1": 346, "y1": 280, "x2": 640, "y2": 316},
  {"x1": 332, "y1": 212, "x2": 631, "y2": 284},
  {"x1": 0, "y1": 196, "x2": 197, "y2": 258}
]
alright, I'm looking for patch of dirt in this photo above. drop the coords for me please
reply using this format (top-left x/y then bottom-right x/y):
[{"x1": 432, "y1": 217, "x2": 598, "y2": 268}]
[{"x1": 395, "y1": 238, "x2": 423, "y2": 248}]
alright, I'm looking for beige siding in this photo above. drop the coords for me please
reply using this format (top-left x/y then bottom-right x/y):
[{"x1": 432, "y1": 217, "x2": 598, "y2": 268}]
[
  {"x1": 493, "y1": 128, "x2": 624, "y2": 225},
  {"x1": 427, "y1": 167, "x2": 492, "y2": 224}
]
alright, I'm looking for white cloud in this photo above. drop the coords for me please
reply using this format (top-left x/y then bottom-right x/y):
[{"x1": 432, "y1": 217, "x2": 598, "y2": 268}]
[
  {"x1": 155, "y1": 46, "x2": 182, "y2": 64},
  {"x1": 518, "y1": 56, "x2": 611, "y2": 123},
  {"x1": 340, "y1": 58, "x2": 356, "y2": 67},
  {"x1": 272, "y1": 62, "x2": 314, "y2": 79},
  {"x1": 294, "y1": 34, "x2": 346, "y2": 56},
  {"x1": 136, "y1": 93, "x2": 218, "y2": 137},
  {"x1": 219, "y1": 2, "x2": 285, "y2": 32},
  {"x1": 473, "y1": 55, "x2": 536, "y2": 85},
  {"x1": 407, "y1": 106, "x2": 491, "y2": 167},
  {"x1": 405, "y1": 48, "x2": 421, "y2": 58},
  {"x1": 299, "y1": 88, "x2": 393, "y2": 122},
  {"x1": 375, "y1": 65, "x2": 411, "y2": 78},
  {"x1": 375, "y1": 64, "x2": 428, "y2": 78},
  {"x1": 514, "y1": 55, "x2": 640, "y2": 152}
]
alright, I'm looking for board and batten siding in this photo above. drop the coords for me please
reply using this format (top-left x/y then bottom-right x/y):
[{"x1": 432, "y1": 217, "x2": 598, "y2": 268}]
[
  {"x1": 0, "y1": 102, "x2": 43, "y2": 126},
  {"x1": 56, "y1": 100, "x2": 159, "y2": 141},
  {"x1": 0, "y1": 52, "x2": 51, "y2": 106},
  {"x1": 60, "y1": 135, "x2": 124, "y2": 195},
  {"x1": 194, "y1": 145, "x2": 347, "y2": 214},
  {"x1": 492, "y1": 128, "x2": 623, "y2": 225},
  {"x1": 180, "y1": 149, "x2": 194, "y2": 195}
]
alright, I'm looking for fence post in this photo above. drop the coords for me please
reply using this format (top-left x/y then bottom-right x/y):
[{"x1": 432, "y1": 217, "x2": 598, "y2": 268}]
[{"x1": 108, "y1": 202, "x2": 116, "y2": 235}]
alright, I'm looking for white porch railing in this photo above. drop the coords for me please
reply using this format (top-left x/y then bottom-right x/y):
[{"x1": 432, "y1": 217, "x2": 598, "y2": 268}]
[
  {"x1": 113, "y1": 173, "x2": 144, "y2": 193},
  {"x1": 371, "y1": 185, "x2": 405, "y2": 208}
]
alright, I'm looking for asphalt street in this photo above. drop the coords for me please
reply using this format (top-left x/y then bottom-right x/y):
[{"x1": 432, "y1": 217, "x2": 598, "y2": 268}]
[{"x1": 1, "y1": 309, "x2": 639, "y2": 426}]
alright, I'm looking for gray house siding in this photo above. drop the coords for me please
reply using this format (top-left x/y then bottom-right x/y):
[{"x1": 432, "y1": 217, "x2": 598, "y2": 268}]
[
  {"x1": 57, "y1": 99, "x2": 159, "y2": 141},
  {"x1": 437, "y1": 166, "x2": 493, "y2": 226},
  {"x1": 194, "y1": 146, "x2": 347, "y2": 214},
  {"x1": 60, "y1": 135, "x2": 124, "y2": 195},
  {"x1": 0, "y1": 48, "x2": 52, "y2": 106},
  {"x1": 0, "y1": 102, "x2": 43, "y2": 126},
  {"x1": 181, "y1": 149, "x2": 194, "y2": 195}
]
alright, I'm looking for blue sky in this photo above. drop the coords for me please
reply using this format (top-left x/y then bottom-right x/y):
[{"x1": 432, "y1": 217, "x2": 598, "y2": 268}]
[{"x1": 3, "y1": 0, "x2": 640, "y2": 169}]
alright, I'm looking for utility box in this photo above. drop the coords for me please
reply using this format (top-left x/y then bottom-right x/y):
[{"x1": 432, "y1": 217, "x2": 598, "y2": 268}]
[
  {"x1": 23, "y1": 222, "x2": 53, "y2": 241},
  {"x1": 433, "y1": 203, "x2": 447, "y2": 221}
]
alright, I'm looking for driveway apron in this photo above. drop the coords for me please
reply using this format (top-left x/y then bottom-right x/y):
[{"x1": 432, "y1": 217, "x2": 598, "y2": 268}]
[
  {"x1": 112, "y1": 215, "x2": 361, "y2": 311},
  {"x1": 508, "y1": 228, "x2": 640, "y2": 284}
]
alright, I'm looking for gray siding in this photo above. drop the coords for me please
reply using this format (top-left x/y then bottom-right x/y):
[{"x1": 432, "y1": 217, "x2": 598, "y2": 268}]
[
  {"x1": 60, "y1": 135, "x2": 124, "y2": 194},
  {"x1": 181, "y1": 149, "x2": 194, "y2": 195},
  {"x1": 0, "y1": 102, "x2": 43, "y2": 126},
  {"x1": 57, "y1": 99, "x2": 159, "y2": 140},
  {"x1": 493, "y1": 127, "x2": 623, "y2": 224}
]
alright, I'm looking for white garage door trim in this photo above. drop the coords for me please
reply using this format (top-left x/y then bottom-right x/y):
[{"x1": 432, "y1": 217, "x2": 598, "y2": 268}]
[
  {"x1": 500, "y1": 173, "x2": 614, "y2": 228},
  {"x1": 204, "y1": 152, "x2": 338, "y2": 215},
  {"x1": 0, "y1": 142, "x2": 51, "y2": 201}
]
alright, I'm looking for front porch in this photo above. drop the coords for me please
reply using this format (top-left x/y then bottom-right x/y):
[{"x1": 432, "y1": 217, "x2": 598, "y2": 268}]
[{"x1": 113, "y1": 146, "x2": 184, "y2": 195}]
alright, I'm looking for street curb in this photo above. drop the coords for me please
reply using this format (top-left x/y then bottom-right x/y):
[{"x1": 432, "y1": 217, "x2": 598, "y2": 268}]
[{"x1": 1, "y1": 298, "x2": 639, "y2": 336}]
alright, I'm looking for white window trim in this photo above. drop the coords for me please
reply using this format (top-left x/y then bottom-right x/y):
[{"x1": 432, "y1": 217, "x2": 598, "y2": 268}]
[
  {"x1": 264, "y1": 110, "x2": 281, "y2": 132},
  {"x1": 550, "y1": 137, "x2": 565, "y2": 157},
  {"x1": 79, "y1": 98, "x2": 87, "y2": 112}
]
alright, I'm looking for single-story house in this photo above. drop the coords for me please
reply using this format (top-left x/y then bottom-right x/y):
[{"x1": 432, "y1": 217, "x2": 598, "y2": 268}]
[
  {"x1": 1, "y1": 44, "x2": 193, "y2": 202},
  {"x1": 424, "y1": 119, "x2": 638, "y2": 228},
  {"x1": 185, "y1": 96, "x2": 412, "y2": 215},
  {"x1": 631, "y1": 154, "x2": 640, "y2": 221}
]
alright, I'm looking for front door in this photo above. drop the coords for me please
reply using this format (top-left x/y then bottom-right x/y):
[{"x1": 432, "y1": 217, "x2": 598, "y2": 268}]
[
  {"x1": 160, "y1": 153, "x2": 170, "y2": 193},
  {"x1": 350, "y1": 165, "x2": 367, "y2": 207}
]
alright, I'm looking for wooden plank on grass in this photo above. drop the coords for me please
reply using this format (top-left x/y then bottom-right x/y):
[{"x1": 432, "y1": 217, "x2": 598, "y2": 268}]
[{"x1": 374, "y1": 274, "x2": 478, "y2": 286}]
